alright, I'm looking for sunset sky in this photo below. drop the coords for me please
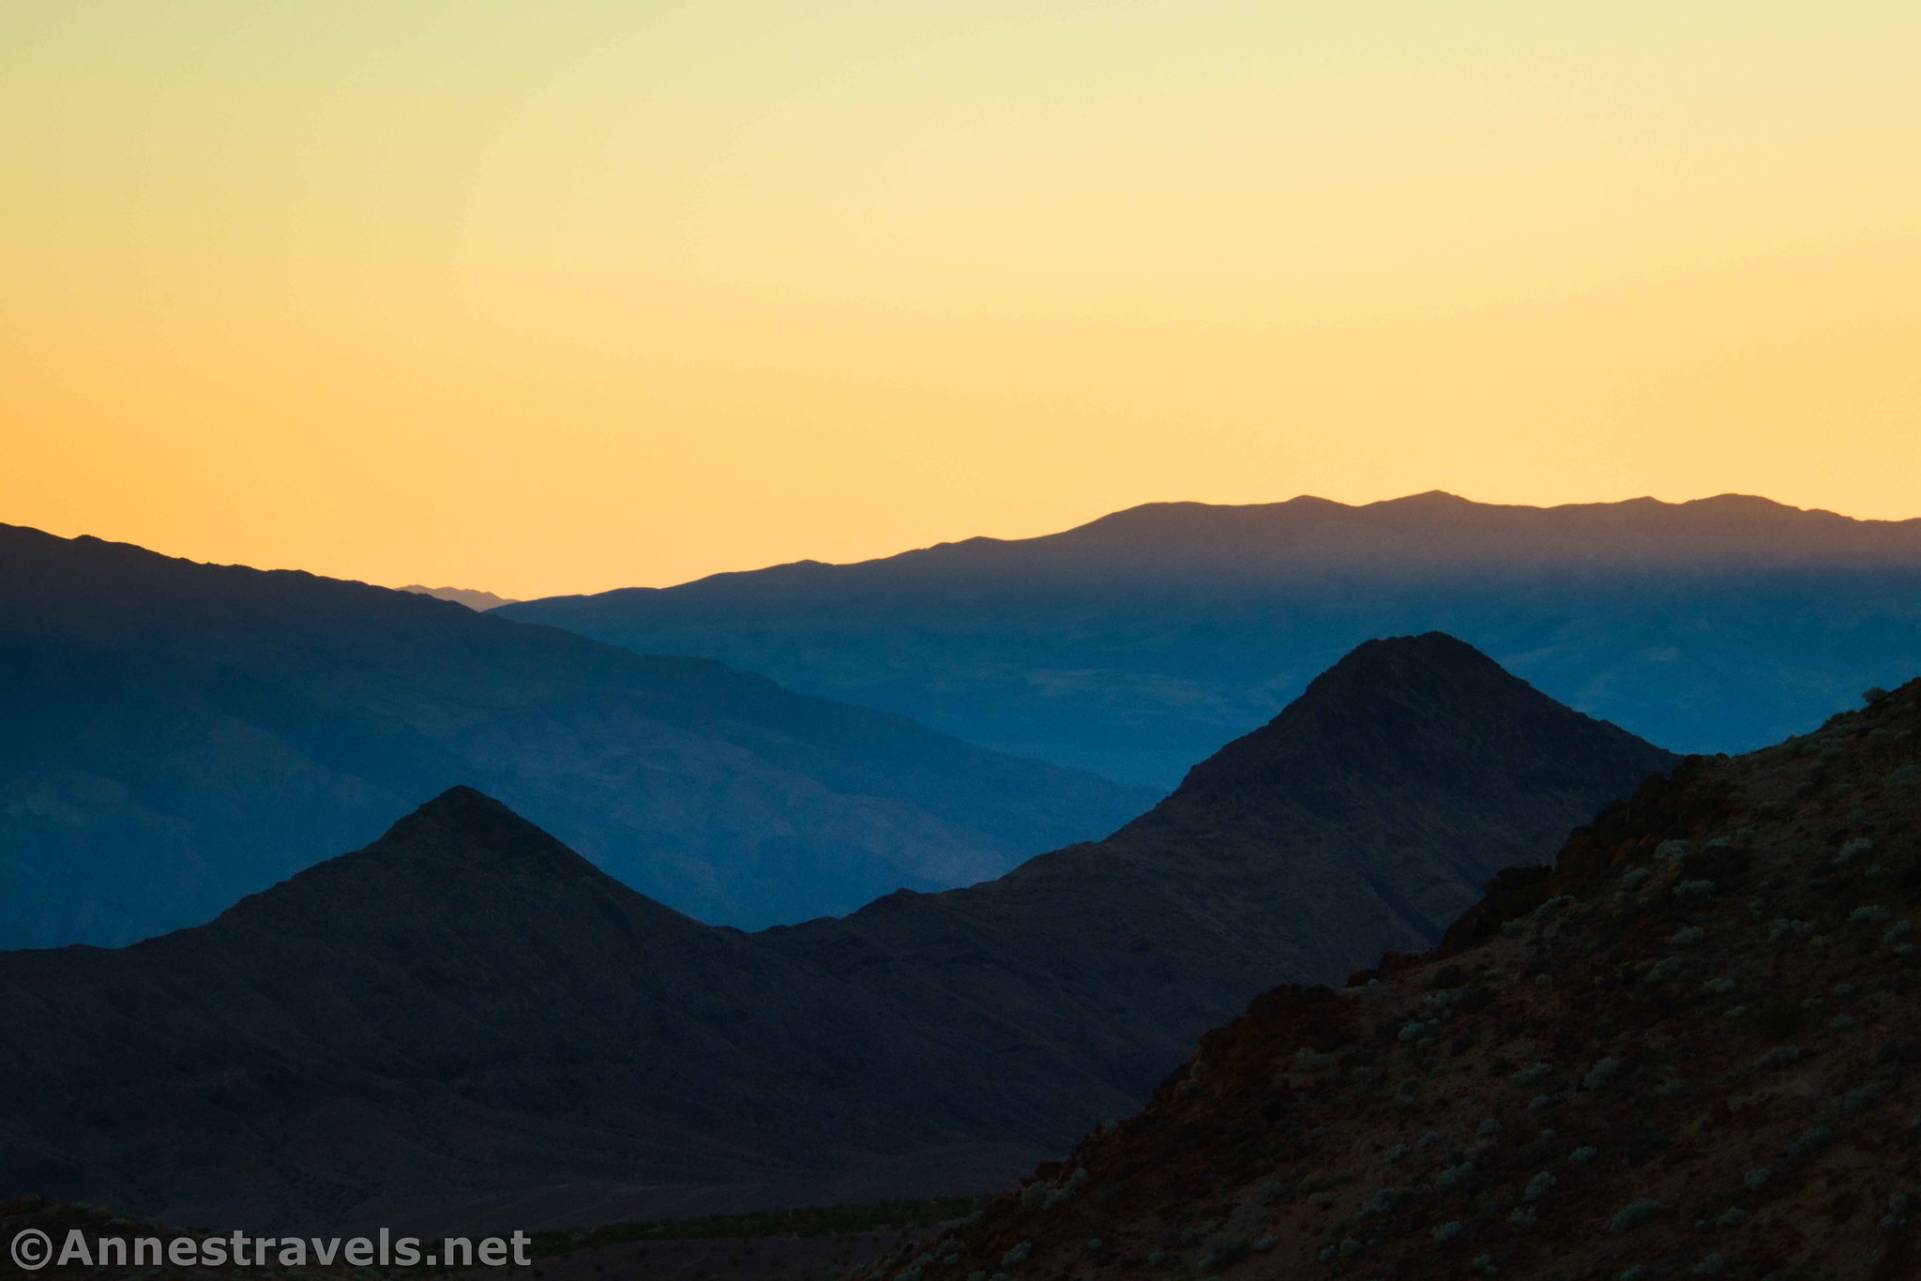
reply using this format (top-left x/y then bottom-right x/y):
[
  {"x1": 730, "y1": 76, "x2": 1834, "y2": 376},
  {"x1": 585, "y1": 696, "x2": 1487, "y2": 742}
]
[{"x1": 6, "y1": 2, "x2": 1919, "y2": 599}]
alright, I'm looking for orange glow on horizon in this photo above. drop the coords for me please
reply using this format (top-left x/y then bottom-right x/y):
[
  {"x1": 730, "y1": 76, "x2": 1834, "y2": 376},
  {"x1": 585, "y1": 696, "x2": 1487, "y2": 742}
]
[{"x1": 5, "y1": 2, "x2": 1919, "y2": 598}]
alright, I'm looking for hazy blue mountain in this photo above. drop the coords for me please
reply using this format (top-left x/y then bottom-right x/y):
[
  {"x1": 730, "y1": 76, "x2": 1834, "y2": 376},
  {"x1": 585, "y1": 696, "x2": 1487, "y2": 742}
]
[
  {"x1": 0, "y1": 635, "x2": 1673, "y2": 1231},
  {"x1": 0, "y1": 523, "x2": 1151, "y2": 947},
  {"x1": 501, "y1": 493, "x2": 1921, "y2": 787}
]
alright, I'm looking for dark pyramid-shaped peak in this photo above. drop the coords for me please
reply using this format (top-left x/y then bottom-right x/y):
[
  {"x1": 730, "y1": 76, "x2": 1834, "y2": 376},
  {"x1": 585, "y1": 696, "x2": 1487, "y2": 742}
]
[
  {"x1": 363, "y1": 785, "x2": 608, "y2": 883},
  {"x1": 1312, "y1": 630, "x2": 1512, "y2": 688},
  {"x1": 1167, "y1": 633, "x2": 1676, "y2": 811},
  {"x1": 404, "y1": 783, "x2": 514, "y2": 824},
  {"x1": 194, "y1": 786, "x2": 699, "y2": 948}
]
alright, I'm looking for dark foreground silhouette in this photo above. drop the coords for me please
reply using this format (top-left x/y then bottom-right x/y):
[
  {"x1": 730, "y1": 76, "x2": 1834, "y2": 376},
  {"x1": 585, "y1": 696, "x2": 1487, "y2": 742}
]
[{"x1": 886, "y1": 679, "x2": 1920, "y2": 1280}]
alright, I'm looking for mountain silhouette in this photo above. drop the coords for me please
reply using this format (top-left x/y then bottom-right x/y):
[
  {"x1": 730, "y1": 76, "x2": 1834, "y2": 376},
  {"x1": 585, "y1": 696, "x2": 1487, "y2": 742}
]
[
  {"x1": 776, "y1": 633, "x2": 1677, "y2": 1091},
  {"x1": 0, "y1": 522, "x2": 1151, "y2": 947},
  {"x1": 499, "y1": 492, "x2": 1921, "y2": 786},
  {"x1": 0, "y1": 635, "x2": 1672, "y2": 1231},
  {"x1": 896, "y1": 676, "x2": 1921, "y2": 1281},
  {"x1": 0, "y1": 785, "x2": 1012, "y2": 1229},
  {"x1": 397, "y1": 584, "x2": 517, "y2": 610}
]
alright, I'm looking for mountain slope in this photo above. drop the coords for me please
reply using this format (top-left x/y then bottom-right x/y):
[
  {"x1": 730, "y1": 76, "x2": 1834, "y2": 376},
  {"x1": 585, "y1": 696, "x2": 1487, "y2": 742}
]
[
  {"x1": 0, "y1": 788, "x2": 1048, "y2": 1230},
  {"x1": 0, "y1": 523, "x2": 1150, "y2": 946},
  {"x1": 774, "y1": 634, "x2": 1677, "y2": 1097},
  {"x1": 0, "y1": 635, "x2": 1673, "y2": 1232},
  {"x1": 499, "y1": 492, "x2": 1921, "y2": 786},
  {"x1": 893, "y1": 679, "x2": 1921, "y2": 1281}
]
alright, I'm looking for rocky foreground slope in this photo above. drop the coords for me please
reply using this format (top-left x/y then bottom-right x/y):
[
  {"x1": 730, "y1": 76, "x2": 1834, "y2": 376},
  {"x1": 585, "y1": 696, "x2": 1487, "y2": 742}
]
[{"x1": 882, "y1": 680, "x2": 1920, "y2": 1281}]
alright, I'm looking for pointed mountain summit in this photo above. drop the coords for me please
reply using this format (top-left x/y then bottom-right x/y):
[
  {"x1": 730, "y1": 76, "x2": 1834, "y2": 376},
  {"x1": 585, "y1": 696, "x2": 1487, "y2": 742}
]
[
  {"x1": 1092, "y1": 632, "x2": 1679, "y2": 942},
  {"x1": 191, "y1": 783, "x2": 707, "y2": 952},
  {"x1": 777, "y1": 633, "x2": 1677, "y2": 1100},
  {"x1": 1170, "y1": 631, "x2": 1668, "y2": 812},
  {"x1": 337, "y1": 783, "x2": 610, "y2": 882},
  {"x1": 0, "y1": 792, "x2": 1035, "y2": 1229}
]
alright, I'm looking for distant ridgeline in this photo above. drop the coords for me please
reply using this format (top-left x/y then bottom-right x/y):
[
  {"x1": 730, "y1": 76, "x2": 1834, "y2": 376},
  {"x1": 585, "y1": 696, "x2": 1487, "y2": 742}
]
[
  {"x1": 0, "y1": 521, "x2": 1151, "y2": 947},
  {"x1": 396, "y1": 584, "x2": 518, "y2": 610},
  {"x1": 501, "y1": 493, "x2": 1921, "y2": 788}
]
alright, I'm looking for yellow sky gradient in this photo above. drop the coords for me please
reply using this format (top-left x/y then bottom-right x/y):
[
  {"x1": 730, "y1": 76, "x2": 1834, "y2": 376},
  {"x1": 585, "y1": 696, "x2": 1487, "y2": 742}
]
[{"x1": 5, "y1": 2, "x2": 1919, "y2": 598}]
